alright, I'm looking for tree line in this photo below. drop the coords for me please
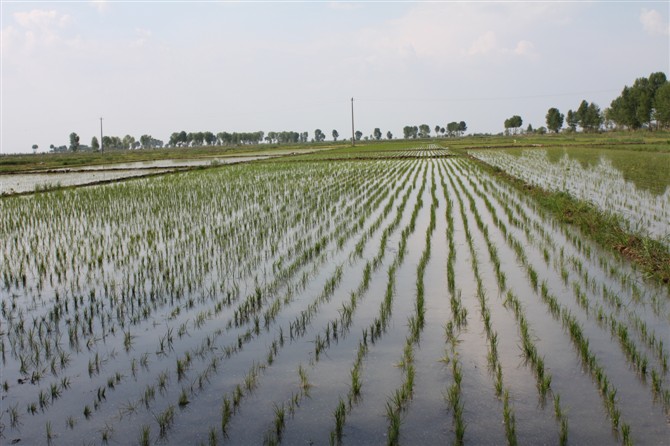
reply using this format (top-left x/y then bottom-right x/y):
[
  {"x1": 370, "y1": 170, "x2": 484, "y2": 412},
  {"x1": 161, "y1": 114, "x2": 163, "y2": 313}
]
[
  {"x1": 45, "y1": 72, "x2": 668, "y2": 153},
  {"x1": 522, "y1": 71, "x2": 669, "y2": 135},
  {"x1": 403, "y1": 121, "x2": 467, "y2": 139}
]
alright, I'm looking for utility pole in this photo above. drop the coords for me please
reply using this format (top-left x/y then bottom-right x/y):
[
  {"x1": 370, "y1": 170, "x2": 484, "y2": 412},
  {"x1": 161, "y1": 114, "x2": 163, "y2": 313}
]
[
  {"x1": 100, "y1": 117, "x2": 104, "y2": 154},
  {"x1": 351, "y1": 97, "x2": 355, "y2": 147}
]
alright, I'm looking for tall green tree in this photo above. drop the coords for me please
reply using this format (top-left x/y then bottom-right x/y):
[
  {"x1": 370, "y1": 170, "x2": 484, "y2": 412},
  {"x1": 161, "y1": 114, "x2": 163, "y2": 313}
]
[
  {"x1": 585, "y1": 103, "x2": 603, "y2": 132},
  {"x1": 403, "y1": 126, "x2": 418, "y2": 139},
  {"x1": 653, "y1": 82, "x2": 670, "y2": 129},
  {"x1": 503, "y1": 115, "x2": 522, "y2": 135},
  {"x1": 446, "y1": 122, "x2": 459, "y2": 137},
  {"x1": 373, "y1": 128, "x2": 382, "y2": 140},
  {"x1": 458, "y1": 121, "x2": 467, "y2": 136},
  {"x1": 314, "y1": 129, "x2": 325, "y2": 142},
  {"x1": 355, "y1": 130, "x2": 363, "y2": 141},
  {"x1": 566, "y1": 110, "x2": 578, "y2": 131},
  {"x1": 419, "y1": 124, "x2": 430, "y2": 138},
  {"x1": 545, "y1": 107, "x2": 564, "y2": 133},
  {"x1": 69, "y1": 132, "x2": 80, "y2": 152},
  {"x1": 332, "y1": 129, "x2": 339, "y2": 141},
  {"x1": 91, "y1": 136, "x2": 100, "y2": 151},
  {"x1": 122, "y1": 134, "x2": 136, "y2": 150},
  {"x1": 386, "y1": 131, "x2": 393, "y2": 139},
  {"x1": 32, "y1": 144, "x2": 38, "y2": 154}
]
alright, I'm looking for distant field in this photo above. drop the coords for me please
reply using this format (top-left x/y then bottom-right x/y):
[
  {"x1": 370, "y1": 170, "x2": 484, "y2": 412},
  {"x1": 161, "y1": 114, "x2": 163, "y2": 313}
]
[{"x1": 487, "y1": 146, "x2": 670, "y2": 195}]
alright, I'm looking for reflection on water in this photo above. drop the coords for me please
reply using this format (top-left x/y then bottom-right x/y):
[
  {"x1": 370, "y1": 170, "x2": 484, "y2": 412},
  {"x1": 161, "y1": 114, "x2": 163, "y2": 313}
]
[
  {"x1": 0, "y1": 169, "x2": 173, "y2": 194},
  {"x1": 471, "y1": 149, "x2": 670, "y2": 243}
]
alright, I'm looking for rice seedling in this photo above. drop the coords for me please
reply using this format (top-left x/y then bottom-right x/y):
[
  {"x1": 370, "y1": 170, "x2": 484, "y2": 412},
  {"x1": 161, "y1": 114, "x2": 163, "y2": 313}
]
[
  {"x1": 333, "y1": 397, "x2": 346, "y2": 442},
  {"x1": 155, "y1": 404, "x2": 175, "y2": 438},
  {"x1": 139, "y1": 425, "x2": 151, "y2": 446}
]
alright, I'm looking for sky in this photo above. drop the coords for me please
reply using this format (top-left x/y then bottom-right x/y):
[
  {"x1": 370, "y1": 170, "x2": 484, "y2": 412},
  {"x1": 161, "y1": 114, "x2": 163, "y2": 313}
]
[{"x1": 1, "y1": 1, "x2": 669, "y2": 154}]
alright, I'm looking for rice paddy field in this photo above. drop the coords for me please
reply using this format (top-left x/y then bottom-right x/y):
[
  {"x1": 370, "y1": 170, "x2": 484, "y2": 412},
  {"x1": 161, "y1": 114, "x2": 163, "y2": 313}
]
[{"x1": 1, "y1": 141, "x2": 669, "y2": 445}]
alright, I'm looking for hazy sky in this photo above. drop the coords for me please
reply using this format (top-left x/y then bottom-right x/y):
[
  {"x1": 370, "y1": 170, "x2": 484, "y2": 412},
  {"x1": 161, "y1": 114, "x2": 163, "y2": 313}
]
[{"x1": 2, "y1": 1, "x2": 669, "y2": 153}]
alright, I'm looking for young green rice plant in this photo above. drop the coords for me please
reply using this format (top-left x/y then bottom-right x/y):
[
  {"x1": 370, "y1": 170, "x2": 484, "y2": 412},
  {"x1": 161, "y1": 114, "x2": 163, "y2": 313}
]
[
  {"x1": 385, "y1": 400, "x2": 401, "y2": 446},
  {"x1": 221, "y1": 397, "x2": 232, "y2": 436},
  {"x1": 139, "y1": 424, "x2": 151, "y2": 446},
  {"x1": 178, "y1": 387, "x2": 190, "y2": 407},
  {"x1": 272, "y1": 402, "x2": 285, "y2": 440},
  {"x1": 155, "y1": 404, "x2": 175, "y2": 438},
  {"x1": 333, "y1": 397, "x2": 346, "y2": 442},
  {"x1": 46, "y1": 420, "x2": 54, "y2": 444},
  {"x1": 503, "y1": 389, "x2": 517, "y2": 446},
  {"x1": 9, "y1": 403, "x2": 20, "y2": 428},
  {"x1": 196, "y1": 424, "x2": 213, "y2": 446}
]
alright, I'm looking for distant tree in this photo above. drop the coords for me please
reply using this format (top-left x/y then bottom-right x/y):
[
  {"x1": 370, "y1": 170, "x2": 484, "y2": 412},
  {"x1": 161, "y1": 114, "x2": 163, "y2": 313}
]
[
  {"x1": 434, "y1": 125, "x2": 441, "y2": 137},
  {"x1": 545, "y1": 107, "x2": 564, "y2": 133},
  {"x1": 440, "y1": 127, "x2": 446, "y2": 136},
  {"x1": 458, "y1": 121, "x2": 467, "y2": 136},
  {"x1": 332, "y1": 129, "x2": 339, "y2": 141},
  {"x1": 373, "y1": 128, "x2": 382, "y2": 140},
  {"x1": 139, "y1": 134, "x2": 151, "y2": 149},
  {"x1": 355, "y1": 130, "x2": 363, "y2": 141},
  {"x1": 314, "y1": 129, "x2": 326, "y2": 142},
  {"x1": 32, "y1": 144, "x2": 38, "y2": 154},
  {"x1": 504, "y1": 116, "x2": 523, "y2": 135},
  {"x1": 654, "y1": 82, "x2": 670, "y2": 129},
  {"x1": 403, "y1": 126, "x2": 413, "y2": 139},
  {"x1": 69, "y1": 132, "x2": 80, "y2": 152},
  {"x1": 122, "y1": 135, "x2": 136, "y2": 150},
  {"x1": 91, "y1": 136, "x2": 100, "y2": 151},
  {"x1": 419, "y1": 124, "x2": 430, "y2": 138},
  {"x1": 49, "y1": 144, "x2": 55, "y2": 152},
  {"x1": 537, "y1": 126, "x2": 547, "y2": 135},
  {"x1": 576, "y1": 100, "x2": 590, "y2": 131},
  {"x1": 585, "y1": 102, "x2": 603, "y2": 132},
  {"x1": 204, "y1": 131, "x2": 217, "y2": 145},
  {"x1": 566, "y1": 110, "x2": 578, "y2": 131},
  {"x1": 386, "y1": 130, "x2": 393, "y2": 140},
  {"x1": 446, "y1": 122, "x2": 459, "y2": 137},
  {"x1": 526, "y1": 124, "x2": 533, "y2": 133}
]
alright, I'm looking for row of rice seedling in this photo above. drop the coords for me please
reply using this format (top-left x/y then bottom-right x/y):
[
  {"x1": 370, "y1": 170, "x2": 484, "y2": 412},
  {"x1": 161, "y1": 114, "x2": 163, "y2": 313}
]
[
  {"x1": 474, "y1": 162, "x2": 670, "y2": 396},
  {"x1": 2, "y1": 150, "x2": 667, "y2": 444},
  {"x1": 152, "y1": 160, "x2": 424, "y2": 444},
  {"x1": 383, "y1": 163, "x2": 439, "y2": 445},
  {"x1": 456, "y1": 158, "x2": 668, "y2": 444},
  {"x1": 123, "y1": 160, "x2": 420, "y2": 445},
  {"x1": 193, "y1": 161, "x2": 427, "y2": 444},
  {"x1": 1, "y1": 159, "x2": 419, "y2": 444}
]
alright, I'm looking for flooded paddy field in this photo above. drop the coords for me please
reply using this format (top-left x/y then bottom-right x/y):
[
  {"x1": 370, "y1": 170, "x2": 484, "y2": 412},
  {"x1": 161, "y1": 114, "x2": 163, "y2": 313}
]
[
  {"x1": 1, "y1": 148, "x2": 669, "y2": 445},
  {"x1": 0, "y1": 155, "x2": 275, "y2": 195}
]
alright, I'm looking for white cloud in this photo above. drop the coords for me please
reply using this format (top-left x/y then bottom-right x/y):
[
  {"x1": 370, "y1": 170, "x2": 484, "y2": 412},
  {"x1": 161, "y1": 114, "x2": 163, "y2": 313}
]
[
  {"x1": 131, "y1": 28, "x2": 152, "y2": 47},
  {"x1": 467, "y1": 31, "x2": 498, "y2": 56},
  {"x1": 91, "y1": 0, "x2": 110, "y2": 14},
  {"x1": 6, "y1": 9, "x2": 73, "y2": 51},
  {"x1": 513, "y1": 40, "x2": 536, "y2": 57},
  {"x1": 640, "y1": 8, "x2": 670, "y2": 36}
]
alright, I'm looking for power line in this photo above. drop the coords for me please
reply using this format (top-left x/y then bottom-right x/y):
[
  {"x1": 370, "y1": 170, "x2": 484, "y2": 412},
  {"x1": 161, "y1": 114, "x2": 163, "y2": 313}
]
[{"x1": 356, "y1": 89, "x2": 620, "y2": 103}]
